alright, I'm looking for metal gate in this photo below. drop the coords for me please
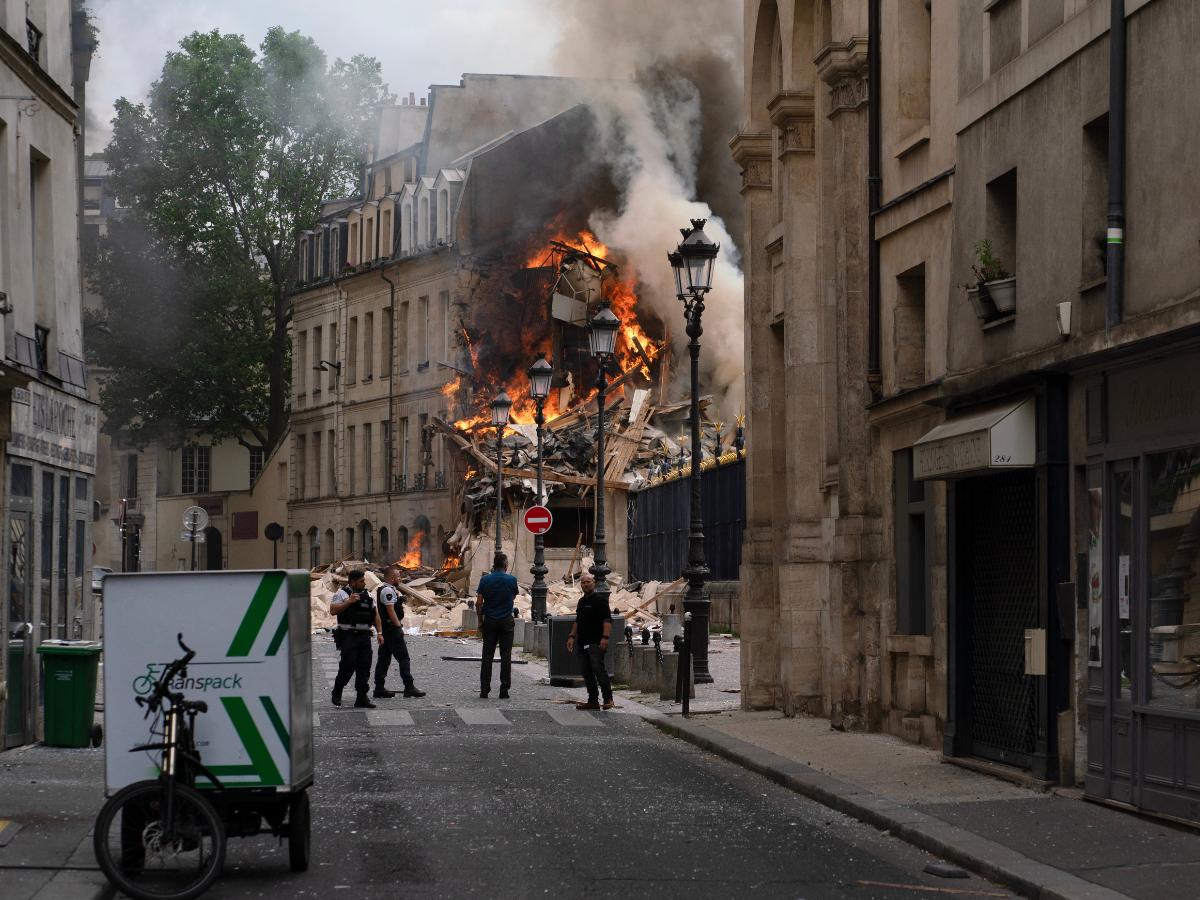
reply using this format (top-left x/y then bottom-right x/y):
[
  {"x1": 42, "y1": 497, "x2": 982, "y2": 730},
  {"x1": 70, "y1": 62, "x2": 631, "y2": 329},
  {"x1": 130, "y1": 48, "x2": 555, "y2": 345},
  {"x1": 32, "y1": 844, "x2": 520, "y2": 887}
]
[
  {"x1": 627, "y1": 457, "x2": 745, "y2": 583},
  {"x1": 968, "y1": 470, "x2": 1038, "y2": 767}
]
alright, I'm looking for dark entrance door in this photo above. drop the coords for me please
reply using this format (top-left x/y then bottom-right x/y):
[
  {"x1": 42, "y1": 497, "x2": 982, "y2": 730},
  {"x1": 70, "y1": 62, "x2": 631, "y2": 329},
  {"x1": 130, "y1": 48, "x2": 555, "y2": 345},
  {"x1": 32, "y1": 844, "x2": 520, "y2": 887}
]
[
  {"x1": 205, "y1": 528, "x2": 222, "y2": 570},
  {"x1": 966, "y1": 471, "x2": 1039, "y2": 767}
]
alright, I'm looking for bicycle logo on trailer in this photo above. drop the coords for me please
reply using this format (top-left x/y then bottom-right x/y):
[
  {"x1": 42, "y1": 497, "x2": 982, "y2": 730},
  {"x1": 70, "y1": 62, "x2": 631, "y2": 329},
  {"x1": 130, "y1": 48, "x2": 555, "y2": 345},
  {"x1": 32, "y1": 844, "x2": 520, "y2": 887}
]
[{"x1": 131, "y1": 662, "x2": 245, "y2": 695}]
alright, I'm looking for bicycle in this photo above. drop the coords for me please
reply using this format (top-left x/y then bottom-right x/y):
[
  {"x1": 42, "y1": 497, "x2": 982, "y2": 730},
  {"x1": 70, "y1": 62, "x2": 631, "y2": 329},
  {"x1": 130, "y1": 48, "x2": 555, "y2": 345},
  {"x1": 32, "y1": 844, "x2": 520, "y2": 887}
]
[{"x1": 93, "y1": 634, "x2": 227, "y2": 900}]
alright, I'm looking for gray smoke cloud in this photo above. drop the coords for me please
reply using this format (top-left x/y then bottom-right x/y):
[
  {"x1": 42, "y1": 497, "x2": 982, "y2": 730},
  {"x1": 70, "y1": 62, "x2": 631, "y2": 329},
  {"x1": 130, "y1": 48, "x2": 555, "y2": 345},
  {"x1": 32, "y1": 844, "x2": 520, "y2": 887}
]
[{"x1": 536, "y1": 0, "x2": 746, "y2": 419}]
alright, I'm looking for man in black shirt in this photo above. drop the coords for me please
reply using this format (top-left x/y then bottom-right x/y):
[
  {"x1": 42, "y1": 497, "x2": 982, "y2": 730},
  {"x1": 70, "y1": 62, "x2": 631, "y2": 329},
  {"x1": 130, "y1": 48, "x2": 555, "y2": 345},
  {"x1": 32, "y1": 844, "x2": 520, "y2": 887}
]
[
  {"x1": 329, "y1": 570, "x2": 383, "y2": 708},
  {"x1": 566, "y1": 573, "x2": 613, "y2": 710}
]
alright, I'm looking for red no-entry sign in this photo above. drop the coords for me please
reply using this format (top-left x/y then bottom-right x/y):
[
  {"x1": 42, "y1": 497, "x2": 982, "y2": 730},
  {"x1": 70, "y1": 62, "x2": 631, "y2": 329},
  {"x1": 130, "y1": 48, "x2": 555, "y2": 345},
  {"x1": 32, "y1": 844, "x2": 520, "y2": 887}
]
[{"x1": 524, "y1": 506, "x2": 553, "y2": 535}]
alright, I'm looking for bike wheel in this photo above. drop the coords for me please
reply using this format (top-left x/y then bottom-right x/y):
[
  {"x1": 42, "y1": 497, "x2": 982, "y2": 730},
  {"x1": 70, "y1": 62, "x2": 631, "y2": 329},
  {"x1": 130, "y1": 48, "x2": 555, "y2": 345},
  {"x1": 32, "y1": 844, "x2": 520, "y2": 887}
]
[
  {"x1": 94, "y1": 780, "x2": 226, "y2": 900},
  {"x1": 287, "y1": 790, "x2": 310, "y2": 872}
]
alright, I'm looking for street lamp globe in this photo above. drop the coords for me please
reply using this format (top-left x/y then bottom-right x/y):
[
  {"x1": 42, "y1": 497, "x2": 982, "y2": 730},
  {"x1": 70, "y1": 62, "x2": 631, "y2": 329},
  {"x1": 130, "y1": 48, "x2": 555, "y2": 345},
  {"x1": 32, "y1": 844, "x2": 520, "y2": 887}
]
[
  {"x1": 490, "y1": 391, "x2": 513, "y2": 427},
  {"x1": 588, "y1": 303, "x2": 621, "y2": 359},
  {"x1": 667, "y1": 250, "x2": 686, "y2": 300},
  {"x1": 676, "y1": 218, "x2": 720, "y2": 294},
  {"x1": 527, "y1": 355, "x2": 554, "y2": 400}
]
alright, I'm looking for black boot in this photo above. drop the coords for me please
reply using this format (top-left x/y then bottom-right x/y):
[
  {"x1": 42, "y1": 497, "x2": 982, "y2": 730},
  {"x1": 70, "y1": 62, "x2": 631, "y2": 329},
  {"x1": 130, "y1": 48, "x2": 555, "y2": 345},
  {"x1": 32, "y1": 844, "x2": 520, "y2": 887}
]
[
  {"x1": 331, "y1": 689, "x2": 342, "y2": 707},
  {"x1": 498, "y1": 688, "x2": 510, "y2": 699},
  {"x1": 373, "y1": 685, "x2": 396, "y2": 698},
  {"x1": 403, "y1": 684, "x2": 426, "y2": 698},
  {"x1": 354, "y1": 693, "x2": 377, "y2": 709}
]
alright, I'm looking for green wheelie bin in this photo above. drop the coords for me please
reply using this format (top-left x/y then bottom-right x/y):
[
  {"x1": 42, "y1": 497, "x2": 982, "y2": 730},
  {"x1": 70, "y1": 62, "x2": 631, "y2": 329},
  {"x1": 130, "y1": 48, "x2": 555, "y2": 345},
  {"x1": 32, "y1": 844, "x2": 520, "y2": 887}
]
[{"x1": 36, "y1": 641, "x2": 103, "y2": 747}]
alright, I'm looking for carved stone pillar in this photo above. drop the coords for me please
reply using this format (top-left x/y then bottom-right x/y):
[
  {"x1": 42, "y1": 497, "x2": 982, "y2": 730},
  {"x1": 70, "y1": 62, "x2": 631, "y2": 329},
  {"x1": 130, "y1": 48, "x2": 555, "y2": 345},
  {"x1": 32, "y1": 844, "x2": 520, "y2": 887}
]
[{"x1": 730, "y1": 130, "x2": 779, "y2": 710}]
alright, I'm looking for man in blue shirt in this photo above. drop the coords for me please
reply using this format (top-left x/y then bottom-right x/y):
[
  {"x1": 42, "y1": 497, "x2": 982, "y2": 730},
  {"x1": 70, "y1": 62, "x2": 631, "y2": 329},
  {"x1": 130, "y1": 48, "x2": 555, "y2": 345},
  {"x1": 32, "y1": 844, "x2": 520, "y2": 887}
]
[{"x1": 476, "y1": 553, "x2": 519, "y2": 699}]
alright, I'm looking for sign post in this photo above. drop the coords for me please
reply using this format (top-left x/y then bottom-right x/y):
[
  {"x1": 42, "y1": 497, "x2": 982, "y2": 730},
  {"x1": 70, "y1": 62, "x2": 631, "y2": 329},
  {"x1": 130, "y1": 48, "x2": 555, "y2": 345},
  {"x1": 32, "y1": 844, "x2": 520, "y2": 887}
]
[
  {"x1": 523, "y1": 506, "x2": 553, "y2": 536},
  {"x1": 183, "y1": 506, "x2": 209, "y2": 570}
]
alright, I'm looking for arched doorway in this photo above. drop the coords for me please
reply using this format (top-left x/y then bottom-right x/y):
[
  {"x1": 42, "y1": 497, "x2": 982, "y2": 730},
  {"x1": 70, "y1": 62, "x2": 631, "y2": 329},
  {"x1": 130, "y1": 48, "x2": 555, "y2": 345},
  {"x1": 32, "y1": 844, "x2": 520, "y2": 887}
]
[
  {"x1": 294, "y1": 531, "x2": 303, "y2": 568},
  {"x1": 308, "y1": 527, "x2": 320, "y2": 568},
  {"x1": 204, "y1": 528, "x2": 222, "y2": 570},
  {"x1": 413, "y1": 516, "x2": 431, "y2": 568},
  {"x1": 396, "y1": 526, "x2": 409, "y2": 565},
  {"x1": 379, "y1": 527, "x2": 389, "y2": 562},
  {"x1": 322, "y1": 529, "x2": 335, "y2": 565}
]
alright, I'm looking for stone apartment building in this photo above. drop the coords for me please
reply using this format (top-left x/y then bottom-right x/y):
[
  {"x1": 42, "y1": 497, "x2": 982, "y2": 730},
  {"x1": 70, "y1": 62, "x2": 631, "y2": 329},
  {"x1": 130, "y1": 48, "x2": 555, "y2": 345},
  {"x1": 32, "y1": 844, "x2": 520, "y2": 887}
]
[
  {"x1": 1, "y1": 1, "x2": 98, "y2": 749},
  {"x1": 737, "y1": 0, "x2": 1200, "y2": 821},
  {"x1": 288, "y1": 74, "x2": 631, "y2": 577}
]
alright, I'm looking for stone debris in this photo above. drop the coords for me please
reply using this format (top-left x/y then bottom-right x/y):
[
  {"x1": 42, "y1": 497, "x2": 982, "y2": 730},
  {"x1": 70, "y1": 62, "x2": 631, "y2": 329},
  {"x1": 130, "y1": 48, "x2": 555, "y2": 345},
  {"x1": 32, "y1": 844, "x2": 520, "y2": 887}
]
[{"x1": 309, "y1": 557, "x2": 478, "y2": 635}]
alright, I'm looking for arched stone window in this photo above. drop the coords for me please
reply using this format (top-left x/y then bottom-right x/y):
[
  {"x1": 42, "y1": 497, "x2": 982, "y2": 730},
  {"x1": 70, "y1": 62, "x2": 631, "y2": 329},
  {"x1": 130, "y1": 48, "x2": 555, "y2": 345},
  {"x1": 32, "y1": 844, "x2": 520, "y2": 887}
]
[
  {"x1": 322, "y1": 529, "x2": 335, "y2": 565},
  {"x1": 308, "y1": 527, "x2": 320, "y2": 568}
]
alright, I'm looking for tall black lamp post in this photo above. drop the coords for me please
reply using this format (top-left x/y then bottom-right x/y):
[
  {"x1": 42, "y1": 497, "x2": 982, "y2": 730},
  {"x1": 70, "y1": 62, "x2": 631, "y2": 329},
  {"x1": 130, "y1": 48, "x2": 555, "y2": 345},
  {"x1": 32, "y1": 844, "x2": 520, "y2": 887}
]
[
  {"x1": 527, "y1": 355, "x2": 554, "y2": 622},
  {"x1": 587, "y1": 299, "x2": 621, "y2": 610},
  {"x1": 490, "y1": 392, "x2": 512, "y2": 555},
  {"x1": 669, "y1": 218, "x2": 720, "y2": 684}
]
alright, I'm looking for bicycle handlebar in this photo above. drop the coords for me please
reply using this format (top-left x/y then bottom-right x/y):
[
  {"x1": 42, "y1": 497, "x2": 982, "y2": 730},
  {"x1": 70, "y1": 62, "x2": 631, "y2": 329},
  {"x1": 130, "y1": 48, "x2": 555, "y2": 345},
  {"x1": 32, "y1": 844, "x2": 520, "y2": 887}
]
[{"x1": 140, "y1": 633, "x2": 200, "y2": 717}]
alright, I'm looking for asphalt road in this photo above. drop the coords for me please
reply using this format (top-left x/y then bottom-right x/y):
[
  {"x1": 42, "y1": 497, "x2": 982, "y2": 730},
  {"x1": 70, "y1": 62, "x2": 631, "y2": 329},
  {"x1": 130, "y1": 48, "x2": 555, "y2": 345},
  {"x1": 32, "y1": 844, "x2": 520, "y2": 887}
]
[
  {"x1": 190, "y1": 633, "x2": 1012, "y2": 900},
  {"x1": 0, "y1": 633, "x2": 1015, "y2": 900}
]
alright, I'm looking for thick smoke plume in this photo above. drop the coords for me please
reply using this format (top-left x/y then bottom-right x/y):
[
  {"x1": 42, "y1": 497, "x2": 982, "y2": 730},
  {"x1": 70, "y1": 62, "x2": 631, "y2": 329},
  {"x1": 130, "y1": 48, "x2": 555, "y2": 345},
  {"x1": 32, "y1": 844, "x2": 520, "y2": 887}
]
[{"x1": 537, "y1": 0, "x2": 746, "y2": 419}]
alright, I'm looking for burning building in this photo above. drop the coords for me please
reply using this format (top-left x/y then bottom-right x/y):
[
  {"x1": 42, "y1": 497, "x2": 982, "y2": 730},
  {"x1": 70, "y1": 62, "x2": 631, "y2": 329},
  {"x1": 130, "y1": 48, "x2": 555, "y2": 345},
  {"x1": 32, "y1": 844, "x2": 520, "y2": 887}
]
[{"x1": 286, "y1": 74, "x2": 740, "y2": 582}]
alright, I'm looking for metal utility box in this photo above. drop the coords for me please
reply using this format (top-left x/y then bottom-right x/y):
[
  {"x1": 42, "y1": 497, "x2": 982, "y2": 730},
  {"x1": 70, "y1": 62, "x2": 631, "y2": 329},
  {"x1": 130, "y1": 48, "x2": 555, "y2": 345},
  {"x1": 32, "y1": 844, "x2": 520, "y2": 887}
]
[
  {"x1": 547, "y1": 614, "x2": 625, "y2": 684},
  {"x1": 102, "y1": 570, "x2": 313, "y2": 796}
]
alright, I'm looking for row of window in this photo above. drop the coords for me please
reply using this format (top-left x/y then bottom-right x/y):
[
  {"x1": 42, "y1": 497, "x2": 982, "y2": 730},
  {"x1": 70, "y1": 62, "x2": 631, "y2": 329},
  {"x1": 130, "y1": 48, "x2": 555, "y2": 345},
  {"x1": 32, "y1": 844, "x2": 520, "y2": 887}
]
[
  {"x1": 296, "y1": 291, "x2": 455, "y2": 398},
  {"x1": 296, "y1": 519, "x2": 443, "y2": 568},
  {"x1": 293, "y1": 417, "x2": 448, "y2": 502}
]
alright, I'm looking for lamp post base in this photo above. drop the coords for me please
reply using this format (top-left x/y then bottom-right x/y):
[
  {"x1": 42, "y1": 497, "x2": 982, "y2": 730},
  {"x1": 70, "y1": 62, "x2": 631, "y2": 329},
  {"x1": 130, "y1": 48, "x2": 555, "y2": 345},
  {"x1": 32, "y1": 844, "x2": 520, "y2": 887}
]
[{"x1": 682, "y1": 565, "x2": 713, "y2": 684}]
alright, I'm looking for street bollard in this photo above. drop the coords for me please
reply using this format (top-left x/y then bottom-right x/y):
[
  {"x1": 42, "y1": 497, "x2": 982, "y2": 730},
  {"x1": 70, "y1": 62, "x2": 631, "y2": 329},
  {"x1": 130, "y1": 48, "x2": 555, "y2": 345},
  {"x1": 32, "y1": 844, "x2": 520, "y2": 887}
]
[
  {"x1": 513, "y1": 618, "x2": 525, "y2": 647},
  {"x1": 614, "y1": 639, "x2": 633, "y2": 686},
  {"x1": 533, "y1": 623, "x2": 549, "y2": 658},
  {"x1": 632, "y1": 645, "x2": 659, "y2": 693},
  {"x1": 660, "y1": 651, "x2": 695, "y2": 701},
  {"x1": 661, "y1": 613, "x2": 682, "y2": 646}
]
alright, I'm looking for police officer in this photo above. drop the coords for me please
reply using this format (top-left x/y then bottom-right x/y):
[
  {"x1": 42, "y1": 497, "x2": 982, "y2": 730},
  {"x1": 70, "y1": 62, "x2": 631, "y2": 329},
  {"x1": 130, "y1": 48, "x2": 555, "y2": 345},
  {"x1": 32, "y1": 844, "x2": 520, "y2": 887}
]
[
  {"x1": 373, "y1": 565, "x2": 427, "y2": 699},
  {"x1": 329, "y1": 570, "x2": 382, "y2": 708}
]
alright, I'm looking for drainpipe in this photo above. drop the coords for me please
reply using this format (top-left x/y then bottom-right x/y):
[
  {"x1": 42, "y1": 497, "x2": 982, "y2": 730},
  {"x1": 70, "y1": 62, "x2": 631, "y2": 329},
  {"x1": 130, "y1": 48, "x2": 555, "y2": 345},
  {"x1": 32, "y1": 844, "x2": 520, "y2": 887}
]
[
  {"x1": 1105, "y1": 0, "x2": 1126, "y2": 338},
  {"x1": 380, "y1": 268, "x2": 396, "y2": 513},
  {"x1": 867, "y1": 0, "x2": 882, "y2": 395}
]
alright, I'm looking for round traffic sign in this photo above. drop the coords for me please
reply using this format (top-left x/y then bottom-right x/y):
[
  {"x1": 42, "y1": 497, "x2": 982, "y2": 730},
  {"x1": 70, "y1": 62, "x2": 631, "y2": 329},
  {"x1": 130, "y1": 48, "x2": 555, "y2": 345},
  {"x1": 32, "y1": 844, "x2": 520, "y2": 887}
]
[
  {"x1": 183, "y1": 505, "x2": 209, "y2": 533},
  {"x1": 523, "y1": 506, "x2": 553, "y2": 535}
]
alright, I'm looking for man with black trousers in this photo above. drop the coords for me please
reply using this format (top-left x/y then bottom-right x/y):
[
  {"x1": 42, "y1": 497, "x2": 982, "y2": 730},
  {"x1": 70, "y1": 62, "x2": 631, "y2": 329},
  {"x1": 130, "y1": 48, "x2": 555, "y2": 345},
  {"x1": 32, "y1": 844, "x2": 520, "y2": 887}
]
[
  {"x1": 476, "y1": 553, "x2": 518, "y2": 699},
  {"x1": 329, "y1": 570, "x2": 382, "y2": 708},
  {"x1": 373, "y1": 565, "x2": 426, "y2": 699},
  {"x1": 566, "y1": 572, "x2": 613, "y2": 710}
]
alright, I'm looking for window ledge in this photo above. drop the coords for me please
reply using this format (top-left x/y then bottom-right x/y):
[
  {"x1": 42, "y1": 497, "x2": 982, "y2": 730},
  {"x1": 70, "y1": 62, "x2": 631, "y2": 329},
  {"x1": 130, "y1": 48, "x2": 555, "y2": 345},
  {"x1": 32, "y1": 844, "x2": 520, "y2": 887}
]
[
  {"x1": 1078, "y1": 275, "x2": 1107, "y2": 293},
  {"x1": 893, "y1": 123, "x2": 930, "y2": 159},
  {"x1": 982, "y1": 313, "x2": 1016, "y2": 331},
  {"x1": 363, "y1": 375, "x2": 373, "y2": 382}
]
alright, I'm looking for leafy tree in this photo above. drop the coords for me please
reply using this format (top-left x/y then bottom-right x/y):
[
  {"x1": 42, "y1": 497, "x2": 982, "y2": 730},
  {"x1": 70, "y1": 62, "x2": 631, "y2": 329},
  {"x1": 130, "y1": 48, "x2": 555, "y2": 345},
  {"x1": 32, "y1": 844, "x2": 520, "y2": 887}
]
[{"x1": 89, "y1": 27, "x2": 393, "y2": 453}]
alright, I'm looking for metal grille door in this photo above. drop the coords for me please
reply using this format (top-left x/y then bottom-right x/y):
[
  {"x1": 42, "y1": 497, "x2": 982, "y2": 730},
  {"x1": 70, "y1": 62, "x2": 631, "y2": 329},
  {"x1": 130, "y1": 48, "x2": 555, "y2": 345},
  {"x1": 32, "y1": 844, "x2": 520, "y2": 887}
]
[{"x1": 968, "y1": 471, "x2": 1038, "y2": 767}]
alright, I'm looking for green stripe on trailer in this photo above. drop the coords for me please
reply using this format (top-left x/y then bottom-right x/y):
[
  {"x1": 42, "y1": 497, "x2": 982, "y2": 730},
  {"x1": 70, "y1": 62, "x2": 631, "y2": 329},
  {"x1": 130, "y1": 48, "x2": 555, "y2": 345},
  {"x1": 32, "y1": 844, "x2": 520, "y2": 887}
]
[
  {"x1": 265, "y1": 609, "x2": 288, "y2": 657},
  {"x1": 260, "y1": 695, "x2": 290, "y2": 755},
  {"x1": 220, "y1": 696, "x2": 284, "y2": 785},
  {"x1": 226, "y1": 572, "x2": 286, "y2": 656}
]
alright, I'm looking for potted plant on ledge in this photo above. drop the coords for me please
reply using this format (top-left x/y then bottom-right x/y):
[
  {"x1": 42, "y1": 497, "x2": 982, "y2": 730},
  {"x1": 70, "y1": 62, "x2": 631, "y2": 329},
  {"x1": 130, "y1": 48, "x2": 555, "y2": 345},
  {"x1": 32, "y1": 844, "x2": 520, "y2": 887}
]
[{"x1": 971, "y1": 238, "x2": 1015, "y2": 315}]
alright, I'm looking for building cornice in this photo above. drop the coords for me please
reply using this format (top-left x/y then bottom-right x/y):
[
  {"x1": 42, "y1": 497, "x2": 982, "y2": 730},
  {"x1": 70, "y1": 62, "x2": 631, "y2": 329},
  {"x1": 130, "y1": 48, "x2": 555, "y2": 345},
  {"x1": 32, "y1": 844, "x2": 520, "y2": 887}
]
[
  {"x1": 729, "y1": 131, "x2": 772, "y2": 195},
  {"x1": 768, "y1": 91, "x2": 815, "y2": 156},
  {"x1": 0, "y1": 27, "x2": 78, "y2": 122},
  {"x1": 815, "y1": 36, "x2": 869, "y2": 117}
]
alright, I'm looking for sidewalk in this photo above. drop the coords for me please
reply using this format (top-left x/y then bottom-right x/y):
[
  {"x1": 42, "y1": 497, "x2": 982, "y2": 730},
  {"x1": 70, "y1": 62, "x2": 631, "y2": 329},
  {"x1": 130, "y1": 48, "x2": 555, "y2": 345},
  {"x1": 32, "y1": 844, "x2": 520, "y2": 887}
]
[
  {"x1": 0, "y1": 743, "x2": 111, "y2": 900},
  {"x1": 624, "y1": 644, "x2": 1200, "y2": 900}
]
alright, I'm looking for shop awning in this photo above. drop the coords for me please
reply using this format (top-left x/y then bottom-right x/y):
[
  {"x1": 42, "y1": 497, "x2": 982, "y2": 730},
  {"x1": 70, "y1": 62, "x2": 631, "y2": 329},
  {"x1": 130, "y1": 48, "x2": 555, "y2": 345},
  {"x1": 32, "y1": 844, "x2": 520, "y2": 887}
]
[{"x1": 913, "y1": 394, "x2": 1036, "y2": 480}]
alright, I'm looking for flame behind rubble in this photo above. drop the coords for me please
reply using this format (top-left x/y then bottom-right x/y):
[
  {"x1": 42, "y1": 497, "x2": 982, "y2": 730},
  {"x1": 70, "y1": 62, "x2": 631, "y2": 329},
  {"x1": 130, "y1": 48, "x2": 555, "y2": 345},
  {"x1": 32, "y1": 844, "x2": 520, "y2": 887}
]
[{"x1": 444, "y1": 229, "x2": 662, "y2": 434}]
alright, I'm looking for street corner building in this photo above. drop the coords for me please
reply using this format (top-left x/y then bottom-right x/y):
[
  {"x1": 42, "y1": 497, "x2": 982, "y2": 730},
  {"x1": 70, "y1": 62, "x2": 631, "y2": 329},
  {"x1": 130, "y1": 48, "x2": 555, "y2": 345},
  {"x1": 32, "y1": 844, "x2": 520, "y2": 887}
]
[
  {"x1": 736, "y1": 0, "x2": 1200, "y2": 822},
  {"x1": 1, "y1": 2, "x2": 101, "y2": 749},
  {"x1": 286, "y1": 74, "x2": 663, "y2": 578}
]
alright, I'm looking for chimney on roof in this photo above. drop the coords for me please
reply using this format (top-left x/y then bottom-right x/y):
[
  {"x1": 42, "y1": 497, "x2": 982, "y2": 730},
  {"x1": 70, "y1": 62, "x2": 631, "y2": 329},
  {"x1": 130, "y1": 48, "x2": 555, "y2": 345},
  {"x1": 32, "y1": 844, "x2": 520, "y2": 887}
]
[
  {"x1": 402, "y1": 97, "x2": 407, "y2": 106},
  {"x1": 409, "y1": 92, "x2": 415, "y2": 106},
  {"x1": 420, "y1": 97, "x2": 426, "y2": 106}
]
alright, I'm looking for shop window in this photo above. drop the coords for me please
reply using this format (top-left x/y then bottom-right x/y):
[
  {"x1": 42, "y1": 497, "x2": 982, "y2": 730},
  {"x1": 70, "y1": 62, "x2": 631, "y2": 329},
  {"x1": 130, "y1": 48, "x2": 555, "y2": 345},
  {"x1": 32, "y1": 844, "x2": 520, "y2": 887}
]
[
  {"x1": 12, "y1": 463, "x2": 32, "y2": 497},
  {"x1": 1146, "y1": 446, "x2": 1200, "y2": 710},
  {"x1": 894, "y1": 448, "x2": 933, "y2": 636},
  {"x1": 986, "y1": 168, "x2": 1018, "y2": 280},
  {"x1": 182, "y1": 446, "x2": 210, "y2": 494}
]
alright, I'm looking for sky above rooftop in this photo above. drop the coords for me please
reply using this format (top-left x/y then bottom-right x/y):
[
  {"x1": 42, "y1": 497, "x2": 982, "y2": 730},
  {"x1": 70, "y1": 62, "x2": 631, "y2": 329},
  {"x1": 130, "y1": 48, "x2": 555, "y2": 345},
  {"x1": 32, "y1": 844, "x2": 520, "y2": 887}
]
[{"x1": 85, "y1": 0, "x2": 560, "y2": 154}]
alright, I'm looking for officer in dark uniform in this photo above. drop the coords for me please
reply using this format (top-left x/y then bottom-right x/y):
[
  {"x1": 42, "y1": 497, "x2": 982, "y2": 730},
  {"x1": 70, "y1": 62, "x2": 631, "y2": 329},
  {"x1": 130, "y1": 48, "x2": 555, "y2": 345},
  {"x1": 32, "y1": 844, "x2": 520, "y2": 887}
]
[
  {"x1": 373, "y1": 565, "x2": 426, "y2": 699},
  {"x1": 329, "y1": 570, "x2": 382, "y2": 708}
]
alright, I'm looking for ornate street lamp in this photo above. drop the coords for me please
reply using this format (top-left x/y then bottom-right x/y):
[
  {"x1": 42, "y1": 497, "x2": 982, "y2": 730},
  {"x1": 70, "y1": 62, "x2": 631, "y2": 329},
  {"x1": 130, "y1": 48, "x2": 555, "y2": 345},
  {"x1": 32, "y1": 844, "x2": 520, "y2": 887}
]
[
  {"x1": 587, "y1": 299, "x2": 621, "y2": 609},
  {"x1": 527, "y1": 355, "x2": 554, "y2": 622},
  {"x1": 490, "y1": 391, "x2": 512, "y2": 554},
  {"x1": 669, "y1": 218, "x2": 720, "y2": 685}
]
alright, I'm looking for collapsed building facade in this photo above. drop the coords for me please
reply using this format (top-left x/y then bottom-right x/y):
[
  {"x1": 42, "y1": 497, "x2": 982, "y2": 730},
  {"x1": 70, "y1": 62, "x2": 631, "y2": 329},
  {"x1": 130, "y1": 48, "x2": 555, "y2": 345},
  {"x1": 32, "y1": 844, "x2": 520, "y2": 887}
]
[{"x1": 288, "y1": 74, "x2": 744, "y2": 588}]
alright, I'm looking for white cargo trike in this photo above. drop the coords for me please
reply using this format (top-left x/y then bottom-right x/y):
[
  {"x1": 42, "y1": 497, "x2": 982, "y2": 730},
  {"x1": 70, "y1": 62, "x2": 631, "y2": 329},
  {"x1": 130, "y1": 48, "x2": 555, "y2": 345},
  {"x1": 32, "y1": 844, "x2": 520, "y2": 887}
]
[{"x1": 94, "y1": 570, "x2": 313, "y2": 900}]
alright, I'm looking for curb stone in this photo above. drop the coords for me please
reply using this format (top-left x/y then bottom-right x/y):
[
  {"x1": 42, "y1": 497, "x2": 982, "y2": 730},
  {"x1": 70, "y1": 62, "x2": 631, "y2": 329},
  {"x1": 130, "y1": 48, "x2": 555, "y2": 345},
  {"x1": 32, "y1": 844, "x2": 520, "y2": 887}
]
[{"x1": 649, "y1": 717, "x2": 1133, "y2": 900}]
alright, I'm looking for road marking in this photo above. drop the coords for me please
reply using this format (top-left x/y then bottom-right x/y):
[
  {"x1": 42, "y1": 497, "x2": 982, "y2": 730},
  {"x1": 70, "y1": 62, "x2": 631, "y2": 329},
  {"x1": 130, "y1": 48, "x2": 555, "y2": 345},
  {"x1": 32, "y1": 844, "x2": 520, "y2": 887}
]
[
  {"x1": 547, "y1": 708, "x2": 605, "y2": 727},
  {"x1": 367, "y1": 709, "x2": 415, "y2": 727},
  {"x1": 456, "y1": 708, "x2": 510, "y2": 725}
]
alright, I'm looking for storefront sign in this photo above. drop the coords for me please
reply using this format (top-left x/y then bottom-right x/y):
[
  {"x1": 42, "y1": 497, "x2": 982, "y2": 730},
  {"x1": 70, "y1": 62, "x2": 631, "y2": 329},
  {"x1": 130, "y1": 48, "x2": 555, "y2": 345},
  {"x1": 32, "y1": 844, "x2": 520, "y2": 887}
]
[
  {"x1": 913, "y1": 395, "x2": 1036, "y2": 480},
  {"x1": 1108, "y1": 352, "x2": 1199, "y2": 443},
  {"x1": 9, "y1": 383, "x2": 98, "y2": 474}
]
